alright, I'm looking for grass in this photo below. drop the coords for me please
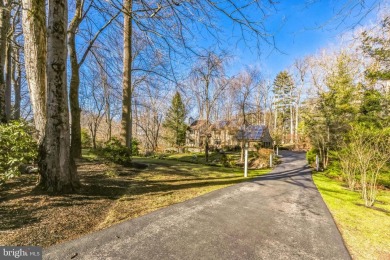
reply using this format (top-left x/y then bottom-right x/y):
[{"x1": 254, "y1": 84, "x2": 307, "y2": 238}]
[
  {"x1": 312, "y1": 172, "x2": 390, "y2": 259},
  {"x1": 164, "y1": 150, "x2": 271, "y2": 169},
  {"x1": 0, "y1": 154, "x2": 270, "y2": 247},
  {"x1": 98, "y1": 157, "x2": 270, "y2": 228},
  {"x1": 378, "y1": 165, "x2": 390, "y2": 188}
]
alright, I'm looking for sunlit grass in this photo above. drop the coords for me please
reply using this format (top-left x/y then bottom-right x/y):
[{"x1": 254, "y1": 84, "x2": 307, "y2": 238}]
[
  {"x1": 312, "y1": 172, "x2": 390, "y2": 259},
  {"x1": 165, "y1": 151, "x2": 258, "y2": 167},
  {"x1": 98, "y1": 157, "x2": 270, "y2": 229},
  {"x1": 81, "y1": 148, "x2": 99, "y2": 161}
]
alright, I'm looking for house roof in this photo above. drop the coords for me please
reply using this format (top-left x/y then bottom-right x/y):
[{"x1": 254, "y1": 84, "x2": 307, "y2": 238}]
[
  {"x1": 236, "y1": 125, "x2": 268, "y2": 141},
  {"x1": 190, "y1": 119, "x2": 239, "y2": 131},
  {"x1": 209, "y1": 119, "x2": 240, "y2": 130},
  {"x1": 189, "y1": 120, "x2": 207, "y2": 130}
]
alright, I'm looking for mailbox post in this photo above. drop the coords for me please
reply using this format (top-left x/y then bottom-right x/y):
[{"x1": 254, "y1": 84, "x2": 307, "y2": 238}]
[{"x1": 244, "y1": 142, "x2": 248, "y2": 178}]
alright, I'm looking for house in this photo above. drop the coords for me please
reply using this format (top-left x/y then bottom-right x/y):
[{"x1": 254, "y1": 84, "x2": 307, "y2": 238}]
[
  {"x1": 209, "y1": 120, "x2": 240, "y2": 147},
  {"x1": 186, "y1": 119, "x2": 273, "y2": 150},
  {"x1": 185, "y1": 120, "x2": 207, "y2": 148}
]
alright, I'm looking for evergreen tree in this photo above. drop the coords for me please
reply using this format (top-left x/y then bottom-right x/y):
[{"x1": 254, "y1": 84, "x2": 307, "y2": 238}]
[
  {"x1": 362, "y1": 16, "x2": 390, "y2": 80},
  {"x1": 273, "y1": 71, "x2": 295, "y2": 143},
  {"x1": 273, "y1": 71, "x2": 295, "y2": 108},
  {"x1": 305, "y1": 53, "x2": 360, "y2": 169},
  {"x1": 361, "y1": 17, "x2": 390, "y2": 123},
  {"x1": 358, "y1": 88, "x2": 384, "y2": 128},
  {"x1": 163, "y1": 92, "x2": 187, "y2": 147}
]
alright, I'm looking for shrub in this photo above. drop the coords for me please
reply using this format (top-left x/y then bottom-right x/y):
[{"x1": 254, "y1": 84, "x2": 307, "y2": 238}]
[
  {"x1": 343, "y1": 125, "x2": 390, "y2": 207},
  {"x1": 0, "y1": 121, "x2": 38, "y2": 184},
  {"x1": 220, "y1": 153, "x2": 231, "y2": 167},
  {"x1": 253, "y1": 142, "x2": 264, "y2": 151},
  {"x1": 101, "y1": 138, "x2": 131, "y2": 166},
  {"x1": 221, "y1": 145, "x2": 241, "y2": 152},
  {"x1": 81, "y1": 128, "x2": 92, "y2": 148},
  {"x1": 98, "y1": 137, "x2": 140, "y2": 166},
  {"x1": 325, "y1": 161, "x2": 342, "y2": 180},
  {"x1": 306, "y1": 149, "x2": 317, "y2": 167}
]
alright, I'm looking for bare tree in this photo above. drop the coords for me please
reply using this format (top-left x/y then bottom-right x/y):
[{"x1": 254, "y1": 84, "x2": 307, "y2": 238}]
[
  {"x1": 85, "y1": 84, "x2": 106, "y2": 149},
  {"x1": 231, "y1": 69, "x2": 259, "y2": 161},
  {"x1": 292, "y1": 58, "x2": 309, "y2": 146},
  {"x1": 191, "y1": 51, "x2": 228, "y2": 162},
  {"x1": 343, "y1": 125, "x2": 390, "y2": 206},
  {"x1": 254, "y1": 78, "x2": 272, "y2": 127},
  {"x1": 68, "y1": 0, "x2": 119, "y2": 158},
  {"x1": 136, "y1": 86, "x2": 165, "y2": 154}
]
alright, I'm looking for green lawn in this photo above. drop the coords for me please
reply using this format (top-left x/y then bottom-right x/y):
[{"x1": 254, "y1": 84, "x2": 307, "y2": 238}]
[
  {"x1": 312, "y1": 172, "x2": 390, "y2": 259},
  {"x1": 98, "y1": 157, "x2": 270, "y2": 228}
]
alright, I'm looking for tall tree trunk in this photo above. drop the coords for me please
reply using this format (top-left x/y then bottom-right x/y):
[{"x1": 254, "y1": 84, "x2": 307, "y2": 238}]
[
  {"x1": 5, "y1": 33, "x2": 11, "y2": 121},
  {"x1": 39, "y1": 0, "x2": 79, "y2": 193},
  {"x1": 295, "y1": 103, "x2": 299, "y2": 144},
  {"x1": 122, "y1": 0, "x2": 133, "y2": 152},
  {"x1": 263, "y1": 98, "x2": 267, "y2": 126},
  {"x1": 68, "y1": 0, "x2": 84, "y2": 159},
  {"x1": 21, "y1": 0, "x2": 46, "y2": 136},
  {"x1": 12, "y1": 44, "x2": 21, "y2": 119},
  {"x1": 290, "y1": 104, "x2": 293, "y2": 144},
  {"x1": 205, "y1": 80, "x2": 210, "y2": 162},
  {"x1": 103, "y1": 79, "x2": 112, "y2": 141},
  {"x1": 89, "y1": 122, "x2": 97, "y2": 150},
  {"x1": 133, "y1": 97, "x2": 139, "y2": 139},
  {"x1": 0, "y1": 0, "x2": 9, "y2": 123},
  {"x1": 274, "y1": 107, "x2": 277, "y2": 130}
]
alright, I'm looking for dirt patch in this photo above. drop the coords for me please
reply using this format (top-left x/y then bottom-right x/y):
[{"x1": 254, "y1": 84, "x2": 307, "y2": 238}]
[{"x1": 0, "y1": 162, "x2": 136, "y2": 247}]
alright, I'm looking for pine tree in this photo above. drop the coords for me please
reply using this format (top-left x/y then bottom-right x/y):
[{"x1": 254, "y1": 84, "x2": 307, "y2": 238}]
[
  {"x1": 163, "y1": 92, "x2": 187, "y2": 147},
  {"x1": 273, "y1": 71, "x2": 294, "y2": 104},
  {"x1": 362, "y1": 16, "x2": 390, "y2": 80},
  {"x1": 273, "y1": 71, "x2": 295, "y2": 143}
]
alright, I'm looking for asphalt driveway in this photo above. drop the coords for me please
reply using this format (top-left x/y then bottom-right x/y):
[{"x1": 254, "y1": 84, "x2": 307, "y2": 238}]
[{"x1": 44, "y1": 151, "x2": 351, "y2": 260}]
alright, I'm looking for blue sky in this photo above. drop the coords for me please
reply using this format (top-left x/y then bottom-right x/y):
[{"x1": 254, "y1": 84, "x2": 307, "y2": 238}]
[{"x1": 225, "y1": 0, "x2": 381, "y2": 79}]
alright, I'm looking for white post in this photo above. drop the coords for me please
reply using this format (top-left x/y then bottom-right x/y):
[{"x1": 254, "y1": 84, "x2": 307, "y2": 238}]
[
  {"x1": 270, "y1": 153, "x2": 273, "y2": 167},
  {"x1": 316, "y1": 154, "x2": 319, "y2": 171},
  {"x1": 244, "y1": 144, "x2": 248, "y2": 178},
  {"x1": 276, "y1": 146, "x2": 279, "y2": 156}
]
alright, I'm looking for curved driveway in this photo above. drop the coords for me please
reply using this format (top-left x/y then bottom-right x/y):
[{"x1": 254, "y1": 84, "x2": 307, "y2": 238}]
[{"x1": 45, "y1": 151, "x2": 351, "y2": 260}]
